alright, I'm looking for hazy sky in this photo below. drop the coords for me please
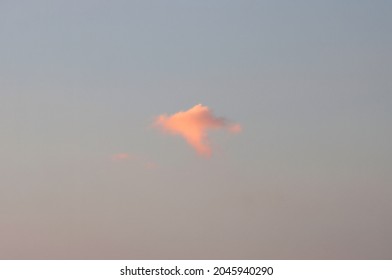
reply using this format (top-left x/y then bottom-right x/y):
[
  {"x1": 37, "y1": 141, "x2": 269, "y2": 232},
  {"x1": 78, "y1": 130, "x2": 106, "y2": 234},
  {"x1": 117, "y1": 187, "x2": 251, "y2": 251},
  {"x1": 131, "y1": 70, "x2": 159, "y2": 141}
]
[{"x1": 1, "y1": 0, "x2": 391, "y2": 259}]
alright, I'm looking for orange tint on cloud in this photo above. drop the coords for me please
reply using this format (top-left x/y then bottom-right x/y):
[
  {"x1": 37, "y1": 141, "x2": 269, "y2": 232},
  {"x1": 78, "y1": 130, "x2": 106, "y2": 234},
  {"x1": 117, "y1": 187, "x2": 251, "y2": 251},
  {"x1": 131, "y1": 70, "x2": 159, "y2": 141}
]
[
  {"x1": 155, "y1": 104, "x2": 241, "y2": 156},
  {"x1": 229, "y1": 123, "x2": 242, "y2": 133}
]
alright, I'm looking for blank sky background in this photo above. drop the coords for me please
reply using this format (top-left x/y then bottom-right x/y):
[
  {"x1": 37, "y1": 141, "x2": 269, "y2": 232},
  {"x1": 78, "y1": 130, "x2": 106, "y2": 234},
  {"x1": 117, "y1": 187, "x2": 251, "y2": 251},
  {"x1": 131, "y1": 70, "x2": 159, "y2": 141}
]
[{"x1": 1, "y1": 0, "x2": 391, "y2": 259}]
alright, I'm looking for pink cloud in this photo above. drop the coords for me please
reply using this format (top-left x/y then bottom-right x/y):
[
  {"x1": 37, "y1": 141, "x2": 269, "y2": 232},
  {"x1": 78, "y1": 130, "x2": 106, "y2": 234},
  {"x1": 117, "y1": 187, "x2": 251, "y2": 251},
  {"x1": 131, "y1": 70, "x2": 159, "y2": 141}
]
[
  {"x1": 228, "y1": 123, "x2": 242, "y2": 133},
  {"x1": 154, "y1": 104, "x2": 241, "y2": 156},
  {"x1": 111, "y1": 153, "x2": 130, "y2": 161}
]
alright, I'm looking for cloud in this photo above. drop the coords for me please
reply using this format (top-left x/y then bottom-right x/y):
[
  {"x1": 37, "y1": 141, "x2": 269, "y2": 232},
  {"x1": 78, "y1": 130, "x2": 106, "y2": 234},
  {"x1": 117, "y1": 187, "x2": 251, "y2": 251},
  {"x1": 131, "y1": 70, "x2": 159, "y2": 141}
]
[
  {"x1": 154, "y1": 104, "x2": 241, "y2": 156},
  {"x1": 111, "y1": 153, "x2": 130, "y2": 161}
]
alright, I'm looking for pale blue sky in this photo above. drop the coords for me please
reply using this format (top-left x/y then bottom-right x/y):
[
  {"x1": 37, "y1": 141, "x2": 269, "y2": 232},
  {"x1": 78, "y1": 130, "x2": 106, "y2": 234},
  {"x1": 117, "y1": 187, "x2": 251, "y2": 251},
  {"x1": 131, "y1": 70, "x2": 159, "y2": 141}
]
[{"x1": 1, "y1": 0, "x2": 391, "y2": 259}]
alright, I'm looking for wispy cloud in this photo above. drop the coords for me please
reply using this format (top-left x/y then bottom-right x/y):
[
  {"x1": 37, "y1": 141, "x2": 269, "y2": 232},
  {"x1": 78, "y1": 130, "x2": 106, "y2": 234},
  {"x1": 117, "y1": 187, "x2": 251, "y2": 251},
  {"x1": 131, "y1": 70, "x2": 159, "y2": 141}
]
[
  {"x1": 111, "y1": 153, "x2": 130, "y2": 161},
  {"x1": 154, "y1": 104, "x2": 241, "y2": 156},
  {"x1": 111, "y1": 153, "x2": 158, "y2": 170}
]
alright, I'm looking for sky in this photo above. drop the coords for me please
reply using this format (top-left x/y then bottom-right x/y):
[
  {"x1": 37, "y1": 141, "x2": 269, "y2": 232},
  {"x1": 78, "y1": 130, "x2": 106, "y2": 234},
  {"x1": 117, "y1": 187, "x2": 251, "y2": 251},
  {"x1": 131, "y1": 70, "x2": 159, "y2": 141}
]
[{"x1": 1, "y1": 0, "x2": 391, "y2": 259}]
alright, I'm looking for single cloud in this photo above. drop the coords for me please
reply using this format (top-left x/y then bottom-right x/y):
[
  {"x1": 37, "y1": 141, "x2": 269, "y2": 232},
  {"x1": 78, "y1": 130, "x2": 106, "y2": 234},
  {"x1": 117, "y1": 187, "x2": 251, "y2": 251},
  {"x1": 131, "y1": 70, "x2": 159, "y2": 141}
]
[
  {"x1": 111, "y1": 153, "x2": 130, "y2": 161},
  {"x1": 111, "y1": 153, "x2": 158, "y2": 170},
  {"x1": 154, "y1": 104, "x2": 241, "y2": 156}
]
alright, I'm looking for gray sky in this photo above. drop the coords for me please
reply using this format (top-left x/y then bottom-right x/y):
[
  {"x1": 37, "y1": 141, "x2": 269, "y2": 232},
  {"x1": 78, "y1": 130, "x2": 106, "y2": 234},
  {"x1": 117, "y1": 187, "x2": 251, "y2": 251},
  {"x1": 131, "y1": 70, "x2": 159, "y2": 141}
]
[{"x1": 1, "y1": 0, "x2": 391, "y2": 259}]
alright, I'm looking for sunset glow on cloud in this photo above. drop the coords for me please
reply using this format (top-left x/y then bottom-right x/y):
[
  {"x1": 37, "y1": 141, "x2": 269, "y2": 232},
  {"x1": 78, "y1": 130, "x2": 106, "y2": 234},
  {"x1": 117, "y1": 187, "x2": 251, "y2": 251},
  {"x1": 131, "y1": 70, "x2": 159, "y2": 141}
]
[
  {"x1": 111, "y1": 153, "x2": 158, "y2": 170},
  {"x1": 111, "y1": 153, "x2": 130, "y2": 161},
  {"x1": 155, "y1": 104, "x2": 241, "y2": 156}
]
